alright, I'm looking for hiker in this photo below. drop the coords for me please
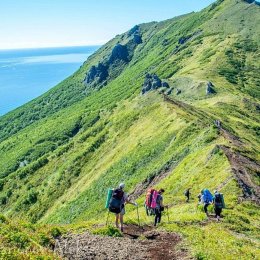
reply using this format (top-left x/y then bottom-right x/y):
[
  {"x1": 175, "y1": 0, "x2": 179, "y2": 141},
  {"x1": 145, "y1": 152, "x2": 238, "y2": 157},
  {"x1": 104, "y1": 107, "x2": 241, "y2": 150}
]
[
  {"x1": 213, "y1": 190, "x2": 225, "y2": 221},
  {"x1": 184, "y1": 188, "x2": 191, "y2": 202},
  {"x1": 197, "y1": 193, "x2": 202, "y2": 203},
  {"x1": 154, "y1": 188, "x2": 167, "y2": 226},
  {"x1": 109, "y1": 183, "x2": 137, "y2": 232},
  {"x1": 200, "y1": 189, "x2": 213, "y2": 217},
  {"x1": 214, "y1": 120, "x2": 221, "y2": 128}
]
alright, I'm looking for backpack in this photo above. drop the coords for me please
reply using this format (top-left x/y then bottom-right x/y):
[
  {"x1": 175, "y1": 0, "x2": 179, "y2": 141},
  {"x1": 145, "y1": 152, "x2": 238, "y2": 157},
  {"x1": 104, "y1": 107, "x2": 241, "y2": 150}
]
[
  {"x1": 184, "y1": 190, "x2": 189, "y2": 196},
  {"x1": 144, "y1": 189, "x2": 159, "y2": 216},
  {"x1": 203, "y1": 189, "x2": 213, "y2": 204},
  {"x1": 108, "y1": 188, "x2": 124, "y2": 214},
  {"x1": 214, "y1": 193, "x2": 225, "y2": 209}
]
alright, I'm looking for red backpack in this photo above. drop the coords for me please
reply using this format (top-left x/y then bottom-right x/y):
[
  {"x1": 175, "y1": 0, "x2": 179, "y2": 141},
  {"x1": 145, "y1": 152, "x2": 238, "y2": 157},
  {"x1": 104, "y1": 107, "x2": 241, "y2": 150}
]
[{"x1": 145, "y1": 188, "x2": 158, "y2": 215}]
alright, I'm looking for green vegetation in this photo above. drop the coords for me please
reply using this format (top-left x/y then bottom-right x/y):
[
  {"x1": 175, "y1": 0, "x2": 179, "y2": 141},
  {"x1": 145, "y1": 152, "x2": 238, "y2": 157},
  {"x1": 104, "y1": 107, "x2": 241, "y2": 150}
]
[
  {"x1": 0, "y1": 215, "x2": 62, "y2": 259},
  {"x1": 0, "y1": 0, "x2": 259, "y2": 258},
  {"x1": 92, "y1": 226, "x2": 123, "y2": 237}
]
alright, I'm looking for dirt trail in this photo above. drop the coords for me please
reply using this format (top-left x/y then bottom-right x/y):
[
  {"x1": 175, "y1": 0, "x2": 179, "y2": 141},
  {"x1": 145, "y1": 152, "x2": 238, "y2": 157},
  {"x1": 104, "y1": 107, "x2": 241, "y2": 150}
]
[
  {"x1": 54, "y1": 224, "x2": 190, "y2": 260},
  {"x1": 162, "y1": 93, "x2": 260, "y2": 204},
  {"x1": 219, "y1": 145, "x2": 260, "y2": 204}
]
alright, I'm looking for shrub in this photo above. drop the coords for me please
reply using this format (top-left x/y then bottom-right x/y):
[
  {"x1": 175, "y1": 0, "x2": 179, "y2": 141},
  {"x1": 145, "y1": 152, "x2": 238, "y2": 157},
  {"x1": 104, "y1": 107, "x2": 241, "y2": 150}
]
[
  {"x1": 50, "y1": 227, "x2": 62, "y2": 238},
  {"x1": 8, "y1": 232, "x2": 30, "y2": 249},
  {"x1": 92, "y1": 226, "x2": 123, "y2": 237},
  {"x1": 0, "y1": 214, "x2": 7, "y2": 223},
  {"x1": 0, "y1": 180, "x2": 4, "y2": 191},
  {"x1": 39, "y1": 233, "x2": 51, "y2": 247},
  {"x1": 195, "y1": 252, "x2": 208, "y2": 260},
  {"x1": 24, "y1": 191, "x2": 38, "y2": 205},
  {"x1": 0, "y1": 196, "x2": 7, "y2": 205}
]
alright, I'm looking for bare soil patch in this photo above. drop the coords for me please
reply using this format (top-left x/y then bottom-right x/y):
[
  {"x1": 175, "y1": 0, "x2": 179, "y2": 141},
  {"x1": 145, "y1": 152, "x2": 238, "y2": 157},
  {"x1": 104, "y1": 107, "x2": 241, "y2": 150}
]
[{"x1": 55, "y1": 224, "x2": 190, "y2": 260}]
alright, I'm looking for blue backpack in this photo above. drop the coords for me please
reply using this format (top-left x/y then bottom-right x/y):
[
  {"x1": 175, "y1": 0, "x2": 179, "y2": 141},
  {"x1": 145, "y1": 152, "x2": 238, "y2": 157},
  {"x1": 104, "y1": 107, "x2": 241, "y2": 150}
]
[{"x1": 203, "y1": 189, "x2": 213, "y2": 203}]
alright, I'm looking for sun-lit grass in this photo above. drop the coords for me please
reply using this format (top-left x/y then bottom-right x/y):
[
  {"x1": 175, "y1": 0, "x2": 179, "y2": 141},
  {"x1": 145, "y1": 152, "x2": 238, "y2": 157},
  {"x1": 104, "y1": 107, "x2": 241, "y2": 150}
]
[{"x1": 0, "y1": 0, "x2": 259, "y2": 258}]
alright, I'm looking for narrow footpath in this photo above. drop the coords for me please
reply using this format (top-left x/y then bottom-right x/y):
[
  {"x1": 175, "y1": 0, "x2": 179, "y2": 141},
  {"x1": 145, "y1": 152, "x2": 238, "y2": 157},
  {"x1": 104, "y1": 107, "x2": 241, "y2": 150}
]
[{"x1": 54, "y1": 224, "x2": 191, "y2": 260}]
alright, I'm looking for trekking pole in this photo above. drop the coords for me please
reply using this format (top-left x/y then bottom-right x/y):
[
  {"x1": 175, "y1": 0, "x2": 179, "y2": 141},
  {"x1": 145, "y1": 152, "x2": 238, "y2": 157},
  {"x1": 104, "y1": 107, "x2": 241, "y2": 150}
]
[
  {"x1": 136, "y1": 205, "x2": 141, "y2": 228},
  {"x1": 167, "y1": 207, "x2": 170, "y2": 223},
  {"x1": 106, "y1": 210, "x2": 110, "y2": 226}
]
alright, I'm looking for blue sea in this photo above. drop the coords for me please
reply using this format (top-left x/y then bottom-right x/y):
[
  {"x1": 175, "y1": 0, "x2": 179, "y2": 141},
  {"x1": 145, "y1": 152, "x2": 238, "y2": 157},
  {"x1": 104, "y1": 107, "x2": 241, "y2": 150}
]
[{"x1": 0, "y1": 46, "x2": 100, "y2": 116}]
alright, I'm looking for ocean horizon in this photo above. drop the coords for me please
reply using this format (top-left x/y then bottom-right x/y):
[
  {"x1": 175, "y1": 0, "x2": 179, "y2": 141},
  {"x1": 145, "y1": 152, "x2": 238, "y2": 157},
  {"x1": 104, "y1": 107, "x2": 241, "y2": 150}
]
[{"x1": 0, "y1": 45, "x2": 100, "y2": 116}]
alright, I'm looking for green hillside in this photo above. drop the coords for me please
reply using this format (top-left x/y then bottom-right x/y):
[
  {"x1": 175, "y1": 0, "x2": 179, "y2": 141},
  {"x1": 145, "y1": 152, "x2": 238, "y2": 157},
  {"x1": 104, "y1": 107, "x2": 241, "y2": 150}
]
[{"x1": 0, "y1": 0, "x2": 259, "y2": 258}]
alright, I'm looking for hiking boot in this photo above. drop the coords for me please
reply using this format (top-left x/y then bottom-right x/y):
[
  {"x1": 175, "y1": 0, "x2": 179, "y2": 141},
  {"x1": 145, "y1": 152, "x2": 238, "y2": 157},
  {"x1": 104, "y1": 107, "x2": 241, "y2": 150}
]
[{"x1": 120, "y1": 227, "x2": 124, "y2": 232}]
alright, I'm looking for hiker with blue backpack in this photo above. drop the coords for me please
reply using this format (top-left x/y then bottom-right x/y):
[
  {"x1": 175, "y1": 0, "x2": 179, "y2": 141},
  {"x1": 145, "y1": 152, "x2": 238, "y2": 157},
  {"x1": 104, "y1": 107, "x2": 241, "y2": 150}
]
[
  {"x1": 107, "y1": 183, "x2": 137, "y2": 232},
  {"x1": 200, "y1": 189, "x2": 214, "y2": 217}
]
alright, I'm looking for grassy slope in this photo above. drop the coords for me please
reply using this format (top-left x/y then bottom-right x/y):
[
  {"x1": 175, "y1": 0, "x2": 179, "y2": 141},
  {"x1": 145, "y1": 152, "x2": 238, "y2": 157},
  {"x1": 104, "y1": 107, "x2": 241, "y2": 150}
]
[{"x1": 0, "y1": 0, "x2": 259, "y2": 259}]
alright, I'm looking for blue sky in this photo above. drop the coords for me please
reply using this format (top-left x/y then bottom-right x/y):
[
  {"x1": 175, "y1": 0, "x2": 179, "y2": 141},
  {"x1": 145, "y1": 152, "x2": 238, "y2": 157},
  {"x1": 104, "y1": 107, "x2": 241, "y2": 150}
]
[{"x1": 0, "y1": 0, "x2": 215, "y2": 49}]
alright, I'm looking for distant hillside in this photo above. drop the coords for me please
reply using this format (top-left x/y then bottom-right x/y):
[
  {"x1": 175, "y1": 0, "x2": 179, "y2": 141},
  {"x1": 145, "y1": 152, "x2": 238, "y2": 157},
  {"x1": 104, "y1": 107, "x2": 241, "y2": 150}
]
[{"x1": 0, "y1": 0, "x2": 259, "y2": 259}]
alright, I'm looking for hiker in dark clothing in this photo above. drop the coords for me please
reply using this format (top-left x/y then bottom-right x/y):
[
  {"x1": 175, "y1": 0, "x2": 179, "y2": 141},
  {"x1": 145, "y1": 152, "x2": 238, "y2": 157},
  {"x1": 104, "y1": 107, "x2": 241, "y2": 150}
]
[
  {"x1": 184, "y1": 188, "x2": 191, "y2": 202},
  {"x1": 154, "y1": 189, "x2": 167, "y2": 226},
  {"x1": 213, "y1": 190, "x2": 225, "y2": 221},
  {"x1": 203, "y1": 202, "x2": 210, "y2": 216},
  {"x1": 197, "y1": 193, "x2": 202, "y2": 203},
  {"x1": 114, "y1": 183, "x2": 137, "y2": 232}
]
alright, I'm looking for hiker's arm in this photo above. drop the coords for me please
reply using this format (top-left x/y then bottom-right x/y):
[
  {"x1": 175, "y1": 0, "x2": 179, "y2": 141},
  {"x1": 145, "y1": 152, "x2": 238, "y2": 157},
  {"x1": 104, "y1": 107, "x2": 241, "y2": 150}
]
[
  {"x1": 125, "y1": 197, "x2": 137, "y2": 206},
  {"x1": 160, "y1": 199, "x2": 168, "y2": 208}
]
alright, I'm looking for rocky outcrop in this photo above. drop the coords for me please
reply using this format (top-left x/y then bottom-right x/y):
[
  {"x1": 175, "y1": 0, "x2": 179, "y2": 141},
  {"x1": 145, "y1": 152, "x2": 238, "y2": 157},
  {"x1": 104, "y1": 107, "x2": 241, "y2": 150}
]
[
  {"x1": 162, "y1": 82, "x2": 170, "y2": 88},
  {"x1": 162, "y1": 39, "x2": 169, "y2": 46},
  {"x1": 85, "y1": 27, "x2": 142, "y2": 88},
  {"x1": 206, "y1": 81, "x2": 216, "y2": 95},
  {"x1": 141, "y1": 77, "x2": 173, "y2": 95},
  {"x1": 178, "y1": 36, "x2": 190, "y2": 45},
  {"x1": 109, "y1": 44, "x2": 129, "y2": 63},
  {"x1": 133, "y1": 34, "x2": 142, "y2": 44},
  {"x1": 243, "y1": 0, "x2": 255, "y2": 3},
  {"x1": 128, "y1": 25, "x2": 140, "y2": 37},
  {"x1": 243, "y1": 0, "x2": 260, "y2": 5},
  {"x1": 178, "y1": 30, "x2": 202, "y2": 45},
  {"x1": 85, "y1": 63, "x2": 108, "y2": 85},
  {"x1": 142, "y1": 74, "x2": 162, "y2": 94}
]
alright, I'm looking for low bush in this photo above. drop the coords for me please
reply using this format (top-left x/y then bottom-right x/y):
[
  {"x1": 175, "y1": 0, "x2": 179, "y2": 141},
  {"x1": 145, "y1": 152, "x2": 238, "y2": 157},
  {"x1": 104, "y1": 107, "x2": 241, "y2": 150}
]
[{"x1": 92, "y1": 226, "x2": 123, "y2": 237}]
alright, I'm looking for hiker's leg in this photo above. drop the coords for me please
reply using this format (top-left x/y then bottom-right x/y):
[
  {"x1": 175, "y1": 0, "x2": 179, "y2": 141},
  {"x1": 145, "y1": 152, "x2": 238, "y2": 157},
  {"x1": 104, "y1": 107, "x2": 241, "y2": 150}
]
[
  {"x1": 158, "y1": 210, "x2": 162, "y2": 223},
  {"x1": 120, "y1": 214, "x2": 124, "y2": 230},
  {"x1": 154, "y1": 213, "x2": 157, "y2": 226},
  {"x1": 216, "y1": 208, "x2": 222, "y2": 220},
  {"x1": 120, "y1": 208, "x2": 125, "y2": 232},
  {"x1": 204, "y1": 203, "x2": 209, "y2": 216},
  {"x1": 214, "y1": 207, "x2": 217, "y2": 218},
  {"x1": 115, "y1": 214, "x2": 119, "y2": 228},
  {"x1": 154, "y1": 209, "x2": 159, "y2": 226},
  {"x1": 203, "y1": 204, "x2": 207, "y2": 213}
]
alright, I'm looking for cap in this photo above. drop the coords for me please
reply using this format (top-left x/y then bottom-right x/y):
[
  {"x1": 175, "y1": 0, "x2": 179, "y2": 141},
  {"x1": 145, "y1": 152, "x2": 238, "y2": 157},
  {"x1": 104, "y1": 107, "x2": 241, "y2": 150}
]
[{"x1": 119, "y1": 183, "x2": 125, "y2": 189}]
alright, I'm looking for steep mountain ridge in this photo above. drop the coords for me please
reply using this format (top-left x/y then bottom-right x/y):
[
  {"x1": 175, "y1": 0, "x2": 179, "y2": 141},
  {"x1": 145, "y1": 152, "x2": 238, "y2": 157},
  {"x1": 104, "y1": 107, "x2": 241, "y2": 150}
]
[{"x1": 0, "y1": 0, "x2": 259, "y2": 258}]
